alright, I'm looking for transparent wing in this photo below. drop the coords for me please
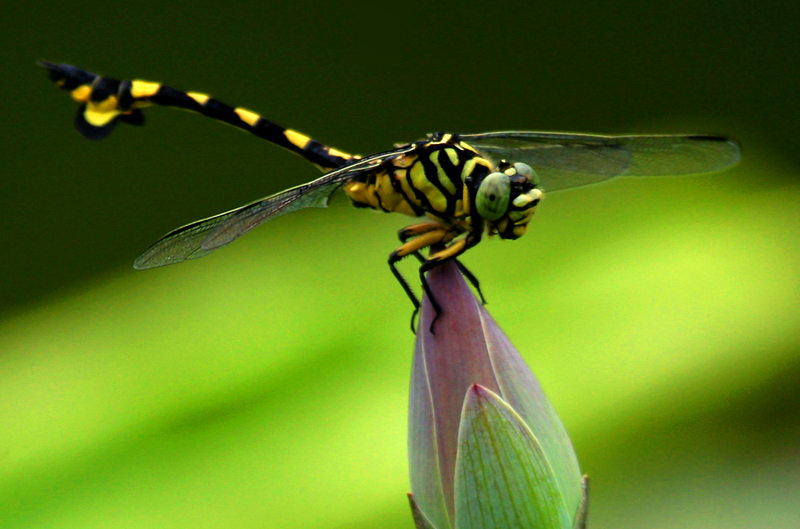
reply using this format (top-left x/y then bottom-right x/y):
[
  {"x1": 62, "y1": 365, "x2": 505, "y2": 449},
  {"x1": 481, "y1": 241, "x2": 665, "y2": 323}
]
[
  {"x1": 461, "y1": 131, "x2": 741, "y2": 193},
  {"x1": 134, "y1": 149, "x2": 406, "y2": 269}
]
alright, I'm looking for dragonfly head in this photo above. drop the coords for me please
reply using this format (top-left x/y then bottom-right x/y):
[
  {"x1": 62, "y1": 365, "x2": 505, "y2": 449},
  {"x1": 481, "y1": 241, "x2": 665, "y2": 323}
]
[{"x1": 476, "y1": 161, "x2": 543, "y2": 239}]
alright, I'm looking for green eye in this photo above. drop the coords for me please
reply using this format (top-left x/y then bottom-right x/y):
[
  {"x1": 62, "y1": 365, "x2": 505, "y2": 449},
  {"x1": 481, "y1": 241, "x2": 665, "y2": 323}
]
[
  {"x1": 476, "y1": 172, "x2": 511, "y2": 221},
  {"x1": 513, "y1": 162, "x2": 539, "y2": 186}
]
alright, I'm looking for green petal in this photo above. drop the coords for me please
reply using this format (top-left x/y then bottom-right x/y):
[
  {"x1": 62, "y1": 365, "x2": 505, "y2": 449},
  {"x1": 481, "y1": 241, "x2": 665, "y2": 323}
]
[
  {"x1": 478, "y1": 307, "x2": 583, "y2": 516},
  {"x1": 454, "y1": 385, "x2": 571, "y2": 529}
]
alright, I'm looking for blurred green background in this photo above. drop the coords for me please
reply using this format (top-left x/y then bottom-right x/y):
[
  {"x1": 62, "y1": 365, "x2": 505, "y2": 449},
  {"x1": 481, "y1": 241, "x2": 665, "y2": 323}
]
[{"x1": 2, "y1": 1, "x2": 799, "y2": 527}]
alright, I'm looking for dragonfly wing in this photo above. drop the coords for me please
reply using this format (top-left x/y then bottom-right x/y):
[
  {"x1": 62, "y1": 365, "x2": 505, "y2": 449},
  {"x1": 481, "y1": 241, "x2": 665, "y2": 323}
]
[
  {"x1": 134, "y1": 148, "x2": 406, "y2": 269},
  {"x1": 201, "y1": 147, "x2": 410, "y2": 250},
  {"x1": 462, "y1": 132, "x2": 741, "y2": 192},
  {"x1": 199, "y1": 178, "x2": 347, "y2": 250},
  {"x1": 134, "y1": 207, "x2": 246, "y2": 269}
]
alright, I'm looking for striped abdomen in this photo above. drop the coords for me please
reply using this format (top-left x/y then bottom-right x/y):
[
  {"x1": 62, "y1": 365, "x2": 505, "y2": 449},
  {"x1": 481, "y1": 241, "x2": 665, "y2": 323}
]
[{"x1": 39, "y1": 61, "x2": 353, "y2": 171}]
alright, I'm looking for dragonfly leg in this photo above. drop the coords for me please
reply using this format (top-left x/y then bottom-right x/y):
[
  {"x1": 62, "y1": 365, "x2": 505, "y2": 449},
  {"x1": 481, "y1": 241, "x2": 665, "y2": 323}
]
[
  {"x1": 398, "y1": 222, "x2": 448, "y2": 243},
  {"x1": 409, "y1": 251, "x2": 485, "y2": 306},
  {"x1": 454, "y1": 260, "x2": 487, "y2": 305},
  {"x1": 389, "y1": 227, "x2": 453, "y2": 332},
  {"x1": 419, "y1": 233, "x2": 482, "y2": 333}
]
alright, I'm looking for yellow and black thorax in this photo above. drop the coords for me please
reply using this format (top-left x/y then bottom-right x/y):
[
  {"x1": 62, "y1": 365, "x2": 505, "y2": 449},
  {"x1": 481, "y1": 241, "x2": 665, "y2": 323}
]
[{"x1": 342, "y1": 134, "x2": 496, "y2": 231}]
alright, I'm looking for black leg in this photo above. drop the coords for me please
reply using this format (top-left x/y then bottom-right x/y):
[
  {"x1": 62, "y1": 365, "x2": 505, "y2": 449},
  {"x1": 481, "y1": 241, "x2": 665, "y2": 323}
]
[
  {"x1": 398, "y1": 222, "x2": 444, "y2": 243},
  {"x1": 409, "y1": 306, "x2": 420, "y2": 334},
  {"x1": 419, "y1": 259, "x2": 445, "y2": 333},
  {"x1": 419, "y1": 235, "x2": 481, "y2": 333},
  {"x1": 416, "y1": 251, "x2": 485, "y2": 305},
  {"x1": 388, "y1": 250, "x2": 421, "y2": 333},
  {"x1": 392, "y1": 227, "x2": 480, "y2": 333},
  {"x1": 454, "y1": 259, "x2": 487, "y2": 305}
]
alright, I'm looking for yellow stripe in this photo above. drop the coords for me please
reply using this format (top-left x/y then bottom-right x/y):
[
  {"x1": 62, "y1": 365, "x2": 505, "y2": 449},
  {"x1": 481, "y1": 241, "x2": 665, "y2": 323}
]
[
  {"x1": 462, "y1": 175, "x2": 471, "y2": 214},
  {"x1": 410, "y1": 161, "x2": 448, "y2": 213},
  {"x1": 187, "y1": 92, "x2": 209, "y2": 106},
  {"x1": 400, "y1": 170, "x2": 422, "y2": 209},
  {"x1": 444, "y1": 148, "x2": 459, "y2": 167},
  {"x1": 461, "y1": 159, "x2": 476, "y2": 180},
  {"x1": 429, "y1": 152, "x2": 457, "y2": 195},
  {"x1": 459, "y1": 141, "x2": 479, "y2": 154},
  {"x1": 84, "y1": 107, "x2": 121, "y2": 127},
  {"x1": 327, "y1": 147, "x2": 351, "y2": 159},
  {"x1": 285, "y1": 129, "x2": 310, "y2": 149},
  {"x1": 453, "y1": 198, "x2": 465, "y2": 217},
  {"x1": 235, "y1": 108, "x2": 261, "y2": 127},
  {"x1": 70, "y1": 85, "x2": 92, "y2": 103},
  {"x1": 130, "y1": 80, "x2": 161, "y2": 98},
  {"x1": 92, "y1": 95, "x2": 119, "y2": 113},
  {"x1": 513, "y1": 195, "x2": 533, "y2": 207},
  {"x1": 475, "y1": 158, "x2": 493, "y2": 171}
]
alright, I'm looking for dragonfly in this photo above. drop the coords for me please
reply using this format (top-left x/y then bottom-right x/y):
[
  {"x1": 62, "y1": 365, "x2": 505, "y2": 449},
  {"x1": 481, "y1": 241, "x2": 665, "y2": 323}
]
[{"x1": 40, "y1": 61, "x2": 741, "y2": 331}]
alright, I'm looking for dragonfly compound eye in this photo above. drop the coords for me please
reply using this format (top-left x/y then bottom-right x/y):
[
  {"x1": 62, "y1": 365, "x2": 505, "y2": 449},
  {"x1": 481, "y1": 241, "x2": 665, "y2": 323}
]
[
  {"x1": 513, "y1": 162, "x2": 539, "y2": 186},
  {"x1": 476, "y1": 172, "x2": 511, "y2": 221}
]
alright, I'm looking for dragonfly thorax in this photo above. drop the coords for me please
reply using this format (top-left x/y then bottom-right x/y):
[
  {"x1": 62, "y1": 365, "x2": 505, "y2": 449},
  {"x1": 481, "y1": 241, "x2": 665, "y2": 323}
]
[{"x1": 344, "y1": 135, "x2": 494, "y2": 224}]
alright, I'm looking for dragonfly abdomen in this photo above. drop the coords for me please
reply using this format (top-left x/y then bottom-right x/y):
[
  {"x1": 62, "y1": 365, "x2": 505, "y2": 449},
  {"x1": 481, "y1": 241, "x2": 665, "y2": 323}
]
[{"x1": 38, "y1": 61, "x2": 353, "y2": 171}]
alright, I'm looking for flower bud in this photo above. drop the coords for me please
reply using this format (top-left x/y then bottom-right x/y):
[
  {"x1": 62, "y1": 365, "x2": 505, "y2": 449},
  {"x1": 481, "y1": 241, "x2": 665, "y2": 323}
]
[{"x1": 408, "y1": 259, "x2": 585, "y2": 528}]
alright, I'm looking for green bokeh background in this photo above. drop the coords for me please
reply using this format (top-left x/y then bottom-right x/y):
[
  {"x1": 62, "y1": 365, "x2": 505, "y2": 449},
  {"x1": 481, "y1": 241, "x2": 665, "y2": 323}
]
[{"x1": 2, "y1": 1, "x2": 799, "y2": 528}]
